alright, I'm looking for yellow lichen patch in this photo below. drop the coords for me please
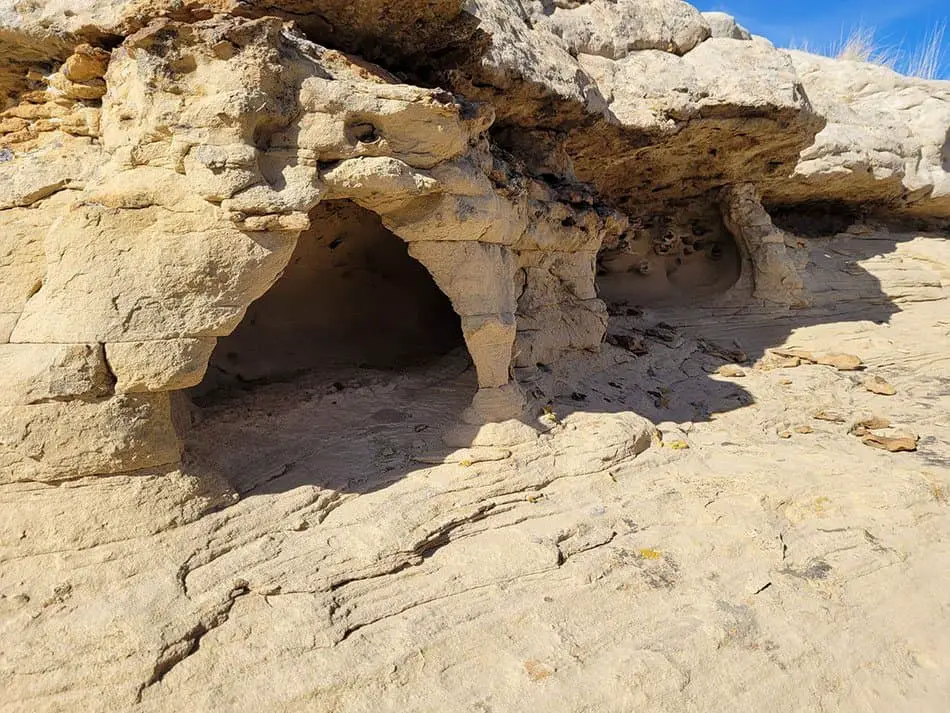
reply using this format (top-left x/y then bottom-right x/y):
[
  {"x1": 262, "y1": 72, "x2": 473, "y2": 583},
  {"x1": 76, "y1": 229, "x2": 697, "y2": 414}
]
[
  {"x1": 922, "y1": 473, "x2": 947, "y2": 504},
  {"x1": 638, "y1": 548, "x2": 662, "y2": 560},
  {"x1": 932, "y1": 482, "x2": 946, "y2": 504},
  {"x1": 524, "y1": 660, "x2": 554, "y2": 681}
]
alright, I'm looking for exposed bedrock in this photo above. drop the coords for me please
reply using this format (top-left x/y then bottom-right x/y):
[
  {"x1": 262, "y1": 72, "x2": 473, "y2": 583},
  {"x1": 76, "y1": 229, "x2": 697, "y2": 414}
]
[{"x1": 0, "y1": 1, "x2": 948, "y2": 483}]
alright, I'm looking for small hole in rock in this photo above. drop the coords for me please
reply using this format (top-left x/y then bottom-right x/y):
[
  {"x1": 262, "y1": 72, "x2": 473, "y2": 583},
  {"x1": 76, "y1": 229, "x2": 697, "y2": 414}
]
[{"x1": 348, "y1": 122, "x2": 379, "y2": 144}]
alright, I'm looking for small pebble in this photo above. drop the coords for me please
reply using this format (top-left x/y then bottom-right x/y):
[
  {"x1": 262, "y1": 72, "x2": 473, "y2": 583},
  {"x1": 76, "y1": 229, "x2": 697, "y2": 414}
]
[{"x1": 717, "y1": 364, "x2": 746, "y2": 378}]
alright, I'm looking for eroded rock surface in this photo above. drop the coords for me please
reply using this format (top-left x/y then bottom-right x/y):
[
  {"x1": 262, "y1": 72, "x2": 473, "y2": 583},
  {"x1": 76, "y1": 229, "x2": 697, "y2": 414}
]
[{"x1": 1, "y1": 1, "x2": 949, "y2": 711}]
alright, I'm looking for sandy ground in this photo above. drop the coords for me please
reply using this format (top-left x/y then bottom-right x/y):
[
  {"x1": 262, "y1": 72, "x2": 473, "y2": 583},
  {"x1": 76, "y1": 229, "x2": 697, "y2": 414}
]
[{"x1": 2, "y1": 229, "x2": 949, "y2": 712}]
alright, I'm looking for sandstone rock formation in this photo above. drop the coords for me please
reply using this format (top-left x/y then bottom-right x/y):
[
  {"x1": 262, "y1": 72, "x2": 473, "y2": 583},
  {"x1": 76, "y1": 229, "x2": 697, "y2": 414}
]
[
  {"x1": 1, "y1": 2, "x2": 949, "y2": 711},
  {"x1": 0, "y1": 0, "x2": 948, "y2": 478}
]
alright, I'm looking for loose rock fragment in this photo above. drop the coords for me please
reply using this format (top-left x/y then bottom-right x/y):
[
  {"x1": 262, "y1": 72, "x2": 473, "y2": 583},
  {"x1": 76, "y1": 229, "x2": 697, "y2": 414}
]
[
  {"x1": 605, "y1": 333, "x2": 648, "y2": 355},
  {"x1": 813, "y1": 410, "x2": 846, "y2": 423},
  {"x1": 816, "y1": 353, "x2": 864, "y2": 371},
  {"x1": 524, "y1": 660, "x2": 554, "y2": 681},
  {"x1": 862, "y1": 433, "x2": 919, "y2": 453},
  {"x1": 758, "y1": 352, "x2": 802, "y2": 370},
  {"x1": 864, "y1": 375, "x2": 897, "y2": 396},
  {"x1": 643, "y1": 322, "x2": 682, "y2": 346},
  {"x1": 764, "y1": 349, "x2": 863, "y2": 372},
  {"x1": 698, "y1": 339, "x2": 748, "y2": 364},
  {"x1": 770, "y1": 347, "x2": 817, "y2": 362},
  {"x1": 717, "y1": 364, "x2": 746, "y2": 378},
  {"x1": 849, "y1": 416, "x2": 892, "y2": 437}
]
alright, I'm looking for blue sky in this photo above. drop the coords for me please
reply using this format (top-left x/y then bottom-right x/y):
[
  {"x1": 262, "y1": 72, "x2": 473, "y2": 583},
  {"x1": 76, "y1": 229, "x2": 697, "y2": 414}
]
[{"x1": 696, "y1": 1, "x2": 950, "y2": 78}]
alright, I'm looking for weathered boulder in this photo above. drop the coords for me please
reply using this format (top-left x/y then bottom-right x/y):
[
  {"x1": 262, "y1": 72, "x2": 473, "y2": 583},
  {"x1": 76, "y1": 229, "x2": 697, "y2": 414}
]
[
  {"x1": 702, "y1": 11, "x2": 751, "y2": 40},
  {"x1": 769, "y1": 51, "x2": 950, "y2": 217},
  {"x1": 528, "y1": 0, "x2": 711, "y2": 59}
]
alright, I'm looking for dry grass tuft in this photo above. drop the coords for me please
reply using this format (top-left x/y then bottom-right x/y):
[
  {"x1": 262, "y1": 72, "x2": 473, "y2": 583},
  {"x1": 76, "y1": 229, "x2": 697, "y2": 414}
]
[
  {"x1": 791, "y1": 22, "x2": 948, "y2": 80},
  {"x1": 906, "y1": 21, "x2": 947, "y2": 80},
  {"x1": 834, "y1": 25, "x2": 900, "y2": 70}
]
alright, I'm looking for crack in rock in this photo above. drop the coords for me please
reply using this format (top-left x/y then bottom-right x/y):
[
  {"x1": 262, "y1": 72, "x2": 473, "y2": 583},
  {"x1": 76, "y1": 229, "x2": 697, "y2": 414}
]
[{"x1": 134, "y1": 583, "x2": 250, "y2": 703}]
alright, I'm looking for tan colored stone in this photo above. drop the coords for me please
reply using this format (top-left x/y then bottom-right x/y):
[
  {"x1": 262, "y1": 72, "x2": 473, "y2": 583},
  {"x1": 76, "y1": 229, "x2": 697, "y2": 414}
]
[
  {"x1": 702, "y1": 11, "x2": 751, "y2": 40},
  {"x1": 864, "y1": 375, "x2": 897, "y2": 396},
  {"x1": 461, "y1": 315, "x2": 517, "y2": 389},
  {"x1": 721, "y1": 185, "x2": 807, "y2": 306},
  {"x1": 61, "y1": 44, "x2": 110, "y2": 83},
  {"x1": 758, "y1": 353, "x2": 802, "y2": 370},
  {"x1": 0, "y1": 343, "x2": 112, "y2": 405},
  {"x1": 0, "y1": 393, "x2": 180, "y2": 482},
  {"x1": 531, "y1": 0, "x2": 711, "y2": 59},
  {"x1": 850, "y1": 416, "x2": 892, "y2": 437},
  {"x1": 770, "y1": 348, "x2": 818, "y2": 362},
  {"x1": 862, "y1": 433, "x2": 919, "y2": 453},
  {"x1": 816, "y1": 353, "x2": 864, "y2": 371},
  {"x1": 408, "y1": 241, "x2": 518, "y2": 317},
  {"x1": 778, "y1": 51, "x2": 950, "y2": 218},
  {"x1": 462, "y1": 383, "x2": 527, "y2": 424},
  {"x1": 106, "y1": 339, "x2": 218, "y2": 393},
  {"x1": 47, "y1": 71, "x2": 107, "y2": 100}
]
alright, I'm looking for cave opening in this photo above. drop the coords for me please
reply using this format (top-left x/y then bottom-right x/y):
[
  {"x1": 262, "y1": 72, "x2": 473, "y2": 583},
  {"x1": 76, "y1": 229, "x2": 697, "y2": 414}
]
[
  {"x1": 193, "y1": 200, "x2": 466, "y2": 402},
  {"x1": 185, "y1": 200, "x2": 476, "y2": 494}
]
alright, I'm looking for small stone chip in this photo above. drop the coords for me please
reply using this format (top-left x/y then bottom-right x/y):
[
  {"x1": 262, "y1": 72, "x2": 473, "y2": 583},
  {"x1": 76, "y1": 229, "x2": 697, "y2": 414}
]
[
  {"x1": 864, "y1": 375, "x2": 896, "y2": 396},
  {"x1": 813, "y1": 410, "x2": 846, "y2": 423},
  {"x1": 816, "y1": 353, "x2": 863, "y2": 371},
  {"x1": 767, "y1": 349, "x2": 864, "y2": 371},
  {"x1": 717, "y1": 364, "x2": 746, "y2": 378},
  {"x1": 849, "y1": 416, "x2": 891, "y2": 436},
  {"x1": 770, "y1": 347, "x2": 816, "y2": 362},
  {"x1": 794, "y1": 425, "x2": 814, "y2": 434},
  {"x1": 758, "y1": 353, "x2": 801, "y2": 370}
]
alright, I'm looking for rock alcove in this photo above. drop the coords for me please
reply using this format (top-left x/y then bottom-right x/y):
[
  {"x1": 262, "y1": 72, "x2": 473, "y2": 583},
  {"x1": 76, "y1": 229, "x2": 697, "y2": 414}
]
[
  {"x1": 194, "y1": 200, "x2": 466, "y2": 399},
  {"x1": 596, "y1": 212, "x2": 743, "y2": 307}
]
